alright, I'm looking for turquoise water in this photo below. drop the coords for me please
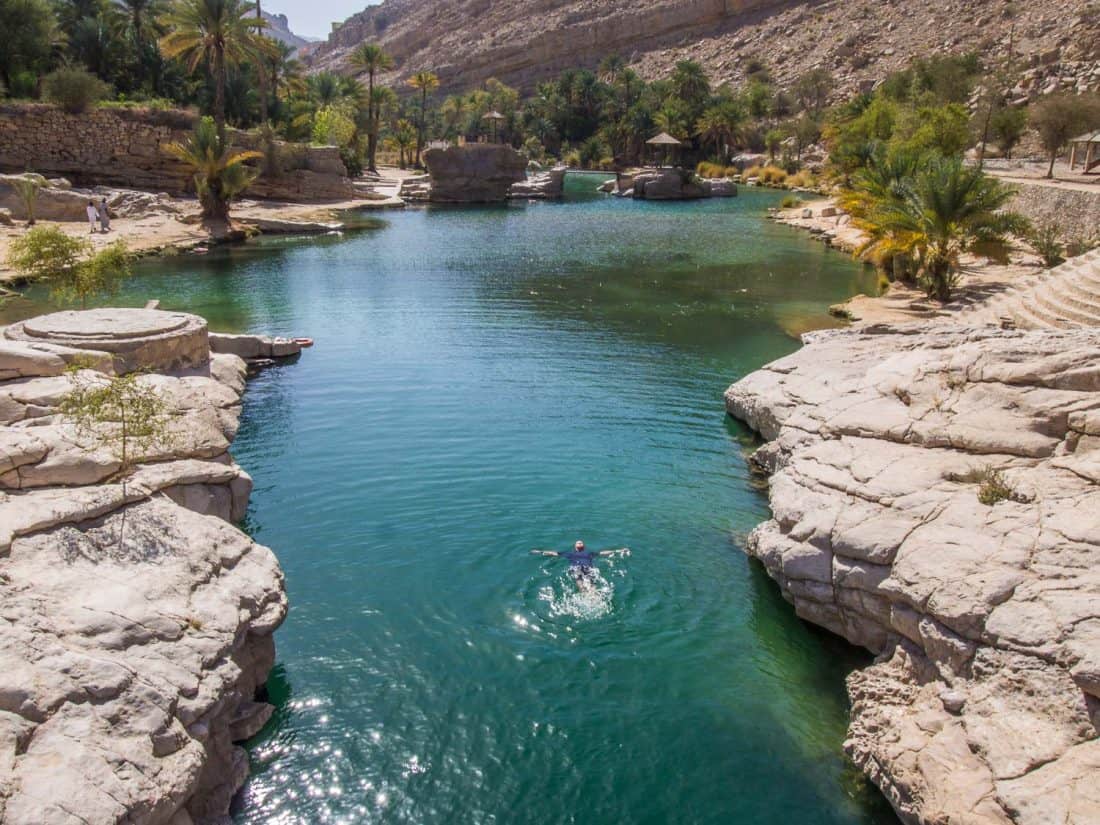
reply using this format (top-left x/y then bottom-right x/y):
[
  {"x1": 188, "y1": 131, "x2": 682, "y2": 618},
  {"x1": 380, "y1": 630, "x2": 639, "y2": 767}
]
[{"x1": 4, "y1": 182, "x2": 894, "y2": 824}]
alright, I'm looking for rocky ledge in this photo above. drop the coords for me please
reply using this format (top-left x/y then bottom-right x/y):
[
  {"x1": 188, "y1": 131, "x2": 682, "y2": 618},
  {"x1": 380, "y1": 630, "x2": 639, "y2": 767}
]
[
  {"x1": 725, "y1": 324, "x2": 1099, "y2": 825},
  {"x1": 0, "y1": 310, "x2": 291, "y2": 824}
]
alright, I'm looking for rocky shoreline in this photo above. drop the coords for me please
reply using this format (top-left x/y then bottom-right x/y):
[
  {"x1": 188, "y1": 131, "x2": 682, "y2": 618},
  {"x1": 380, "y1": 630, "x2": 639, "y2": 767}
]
[
  {"x1": 0, "y1": 309, "x2": 298, "y2": 824},
  {"x1": 726, "y1": 323, "x2": 1100, "y2": 824}
]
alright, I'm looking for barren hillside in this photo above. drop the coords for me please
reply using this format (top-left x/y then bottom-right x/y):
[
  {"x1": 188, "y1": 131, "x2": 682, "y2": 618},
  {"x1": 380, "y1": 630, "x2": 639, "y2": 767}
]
[{"x1": 308, "y1": 0, "x2": 1099, "y2": 97}]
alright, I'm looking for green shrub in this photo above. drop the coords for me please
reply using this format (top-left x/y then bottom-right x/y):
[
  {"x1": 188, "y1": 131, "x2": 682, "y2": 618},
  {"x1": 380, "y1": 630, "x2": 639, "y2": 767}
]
[
  {"x1": 7, "y1": 71, "x2": 39, "y2": 99},
  {"x1": 5, "y1": 225, "x2": 86, "y2": 281},
  {"x1": 42, "y1": 68, "x2": 108, "y2": 114},
  {"x1": 780, "y1": 195, "x2": 801, "y2": 209},
  {"x1": 977, "y1": 468, "x2": 1015, "y2": 506},
  {"x1": 311, "y1": 105, "x2": 356, "y2": 147},
  {"x1": 1066, "y1": 235, "x2": 1099, "y2": 258},
  {"x1": 1029, "y1": 223, "x2": 1065, "y2": 268},
  {"x1": 5, "y1": 227, "x2": 132, "y2": 306}
]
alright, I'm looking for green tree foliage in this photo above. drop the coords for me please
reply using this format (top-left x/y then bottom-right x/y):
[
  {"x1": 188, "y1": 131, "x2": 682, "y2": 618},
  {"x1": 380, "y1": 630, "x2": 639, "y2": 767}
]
[
  {"x1": 60, "y1": 369, "x2": 174, "y2": 545},
  {"x1": 0, "y1": 0, "x2": 58, "y2": 90},
  {"x1": 61, "y1": 371, "x2": 171, "y2": 476},
  {"x1": 164, "y1": 115, "x2": 261, "y2": 220},
  {"x1": 989, "y1": 105, "x2": 1028, "y2": 159},
  {"x1": 311, "y1": 104, "x2": 355, "y2": 147},
  {"x1": 852, "y1": 155, "x2": 1027, "y2": 301},
  {"x1": 408, "y1": 70, "x2": 439, "y2": 166},
  {"x1": 5, "y1": 226, "x2": 133, "y2": 306},
  {"x1": 42, "y1": 66, "x2": 109, "y2": 113},
  {"x1": 7, "y1": 174, "x2": 44, "y2": 225},
  {"x1": 159, "y1": 0, "x2": 273, "y2": 141},
  {"x1": 1030, "y1": 92, "x2": 1100, "y2": 177},
  {"x1": 349, "y1": 42, "x2": 393, "y2": 173}
]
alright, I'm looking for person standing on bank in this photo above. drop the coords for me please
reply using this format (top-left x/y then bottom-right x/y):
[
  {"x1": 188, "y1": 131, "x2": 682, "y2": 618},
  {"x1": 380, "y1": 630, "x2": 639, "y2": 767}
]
[
  {"x1": 96, "y1": 198, "x2": 111, "y2": 233},
  {"x1": 86, "y1": 200, "x2": 99, "y2": 234}
]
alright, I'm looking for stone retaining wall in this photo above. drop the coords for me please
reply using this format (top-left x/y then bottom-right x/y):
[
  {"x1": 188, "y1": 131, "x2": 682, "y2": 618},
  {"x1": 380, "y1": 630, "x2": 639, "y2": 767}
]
[
  {"x1": 1007, "y1": 181, "x2": 1100, "y2": 243},
  {"x1": 0, "y1": 103, "x2": 354, "y2": 201}
]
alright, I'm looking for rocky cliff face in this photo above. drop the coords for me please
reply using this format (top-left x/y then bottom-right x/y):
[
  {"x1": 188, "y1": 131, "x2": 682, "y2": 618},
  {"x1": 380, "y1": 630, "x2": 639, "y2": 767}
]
[
  {"x1": 310, "y1": 0, "x2": 1097, "y2": 98},
  {"x1": 0, "y1": 313, "x2": 289, "y2": 824},
  {"x1": 725, "y1": 324, "x2": 1100, "y2": 825}
]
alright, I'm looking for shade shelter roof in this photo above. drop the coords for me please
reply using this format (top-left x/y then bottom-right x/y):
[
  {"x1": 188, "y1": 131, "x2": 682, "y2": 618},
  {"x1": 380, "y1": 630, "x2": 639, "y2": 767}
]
[
  {"x1": 482, "y1": 110, "x2": 506, "y2": 121},
  {"x1": 1071, "y1": 131, "x2": 1100, "y2": 143},
  {"x1": 646, "y1": 132, "x2": 682, "y2": 146}
]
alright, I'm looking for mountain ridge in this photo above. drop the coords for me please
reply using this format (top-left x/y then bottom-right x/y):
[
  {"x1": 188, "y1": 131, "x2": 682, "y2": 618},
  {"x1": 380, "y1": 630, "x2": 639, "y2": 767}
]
[{"x1": 306, "y1": 0, "x2": 1098, "y2": 98}]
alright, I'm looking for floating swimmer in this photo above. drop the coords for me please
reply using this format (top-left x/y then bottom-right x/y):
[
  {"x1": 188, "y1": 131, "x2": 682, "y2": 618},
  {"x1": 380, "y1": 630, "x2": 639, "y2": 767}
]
[{"x1": 530, "y1": 541, "x2": 630, "y2": 592}]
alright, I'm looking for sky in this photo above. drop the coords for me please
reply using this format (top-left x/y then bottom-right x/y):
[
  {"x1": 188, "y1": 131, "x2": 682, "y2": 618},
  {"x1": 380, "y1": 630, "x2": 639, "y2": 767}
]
[{"x1": 263, "y1": 0, "x2": 375, "y2": 40}]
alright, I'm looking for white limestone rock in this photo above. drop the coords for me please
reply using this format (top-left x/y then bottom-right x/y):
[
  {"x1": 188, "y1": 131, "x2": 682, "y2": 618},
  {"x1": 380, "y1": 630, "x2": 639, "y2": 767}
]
[{"x1": 726, "y1": 323, "x2": 1100, "y2": 825}]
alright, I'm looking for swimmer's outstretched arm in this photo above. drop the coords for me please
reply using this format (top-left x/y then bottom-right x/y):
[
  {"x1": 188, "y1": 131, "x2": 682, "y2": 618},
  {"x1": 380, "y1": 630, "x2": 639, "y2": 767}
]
[
  {"x1": 597, "y1": 548, "x2": 631, "y2": 557},
  {"x1": 529, "y1": 549, "x2": 561, "y2": 556}
]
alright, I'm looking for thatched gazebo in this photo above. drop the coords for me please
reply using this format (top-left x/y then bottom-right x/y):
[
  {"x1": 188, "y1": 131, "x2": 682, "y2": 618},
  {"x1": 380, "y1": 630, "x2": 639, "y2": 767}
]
[
  {"x1": 1069, "y1": 131, "x2": 1100, "y2": 173},
  {"x1": 482, "y1": 110, "x2": 505, "y2": 144},
  {"x1": 646, "y1": 132, "x2": 682, "y2": 167}
]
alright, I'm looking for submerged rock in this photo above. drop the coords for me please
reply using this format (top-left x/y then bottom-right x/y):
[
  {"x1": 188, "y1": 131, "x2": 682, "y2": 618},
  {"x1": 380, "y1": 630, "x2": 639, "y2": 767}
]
[{"x1": 726, "y1": 323, "x2": 1100, "y2": 825}]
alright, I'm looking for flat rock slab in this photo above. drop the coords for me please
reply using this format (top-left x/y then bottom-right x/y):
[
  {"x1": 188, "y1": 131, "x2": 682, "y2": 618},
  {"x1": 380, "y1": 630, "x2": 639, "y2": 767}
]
[
  {"x1": 21, "y1": 308, "x2": 191, "y2": 340},
  {"x1": 6, "y1": 308, "x2": 208, "y2": 374}
]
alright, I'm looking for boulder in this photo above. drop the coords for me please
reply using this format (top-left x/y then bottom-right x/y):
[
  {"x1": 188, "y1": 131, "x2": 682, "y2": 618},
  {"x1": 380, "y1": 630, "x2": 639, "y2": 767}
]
[
  {"x1": 629, "y1": 168, "x2": 707, "y2": 200},
  {"x1": 422, "y1": 144, "x2": 527, "y2": 203},
  {"x1": 508, "y1": 165, "x2": 567, "y2": 199}
]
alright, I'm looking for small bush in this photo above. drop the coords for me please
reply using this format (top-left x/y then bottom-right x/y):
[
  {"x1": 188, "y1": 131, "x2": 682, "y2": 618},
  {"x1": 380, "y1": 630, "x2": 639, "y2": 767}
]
[
  {"x1": 1029, "y1": 223, "x2": 1065, "y2": 268},
  {"x1": 695, "y1": 161, "x2": 738, "y2": 178},
  {"x1": 8, "y1": 71, "x2": 38, "y2": 99},
  {"x1": 6, "y1": 225, "x2": 86, "y2": 281},
  {"x1": 743, "y1": 164, "x2": 763, "y2": 180},
  {"x1": 780, "y1": 195, "x2": 801, "y2": 208},
  {"x1": 1066, "y1": 235, "x2": 1099, "y2": 258},
  {"x1": 43, "y1": 68, "x2": 108, "y2": 114},
  {"x1": 759, "y1": 165, "x2": 789, "y2": 185},
  {"x1": 977, "y1": 468, "x2": 1014, "y2": 505},
  {"x1": 786, "y1": 170, "x2": 817, "y2": 189}
]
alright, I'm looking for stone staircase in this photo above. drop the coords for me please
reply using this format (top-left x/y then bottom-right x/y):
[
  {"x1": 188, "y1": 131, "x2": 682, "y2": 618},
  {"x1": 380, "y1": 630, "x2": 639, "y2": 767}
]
[{"x1": 971, "y1": 248, "x2": 1100, "y2": 329}]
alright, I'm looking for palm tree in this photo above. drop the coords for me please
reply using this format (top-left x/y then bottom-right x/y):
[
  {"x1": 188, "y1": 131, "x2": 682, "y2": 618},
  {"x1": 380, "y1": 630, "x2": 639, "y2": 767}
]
[
  {"x1": 695, "y1": 101, "x2": 742, "y2": 161},
  {"x1": 391, "y1": 118, "x2": 417, "y2": 169},
  {"x1": 164, "y1": 116, "x2": 261, "y2": 221},
  {"x1": 120, "y1": 0, "x2": 163, "y2": 83},
  {"x1": 159, "y1": 0, "x2": 272, "y2": 142},
  {"x1": 349, "y1": 43, "x2": 393, "y2": 173},
  {"x1": 598, "y1": 54, "x2": 625, "y2": 85},
  {"x1": 856, "y1": 155, "x2": 1027, "y2": 302},
  {"x1": 407, "y1": 70, "x2": 439, "y2": 167}
]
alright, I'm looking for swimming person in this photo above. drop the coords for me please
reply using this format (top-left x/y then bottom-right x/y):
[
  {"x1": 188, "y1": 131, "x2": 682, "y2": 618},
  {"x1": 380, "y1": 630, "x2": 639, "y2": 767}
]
[{"x1": 530, "y1": 541, "x2": 630, "y2": 590}]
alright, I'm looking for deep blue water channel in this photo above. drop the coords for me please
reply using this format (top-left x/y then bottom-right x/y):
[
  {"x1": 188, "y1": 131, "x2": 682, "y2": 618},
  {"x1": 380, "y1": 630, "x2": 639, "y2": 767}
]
[{"x1": 6, "y1": 179, "x2": 896, "y2": 824}]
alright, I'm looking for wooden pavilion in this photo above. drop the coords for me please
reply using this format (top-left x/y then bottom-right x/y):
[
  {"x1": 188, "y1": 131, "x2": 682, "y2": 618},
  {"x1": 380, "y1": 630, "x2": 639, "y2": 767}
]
[{"x1": 1069, "y1": 131, "x2": 1100, "y2": 173}]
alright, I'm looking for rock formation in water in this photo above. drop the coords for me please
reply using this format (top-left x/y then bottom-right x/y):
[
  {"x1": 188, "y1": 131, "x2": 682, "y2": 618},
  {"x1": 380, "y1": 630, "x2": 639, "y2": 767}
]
[
  {"x1": 309, "y1": 0, "x2": 1097, "y2": 99},
  {"x1": 0, "y1": 308, "x2": 292, "y2": 824},
  {"x1": 419, "y1": 144, "x2": 527, "y2": 203},
  {"x1": 725, "y1": 323, "x2": 1100, "y2": 825}
]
